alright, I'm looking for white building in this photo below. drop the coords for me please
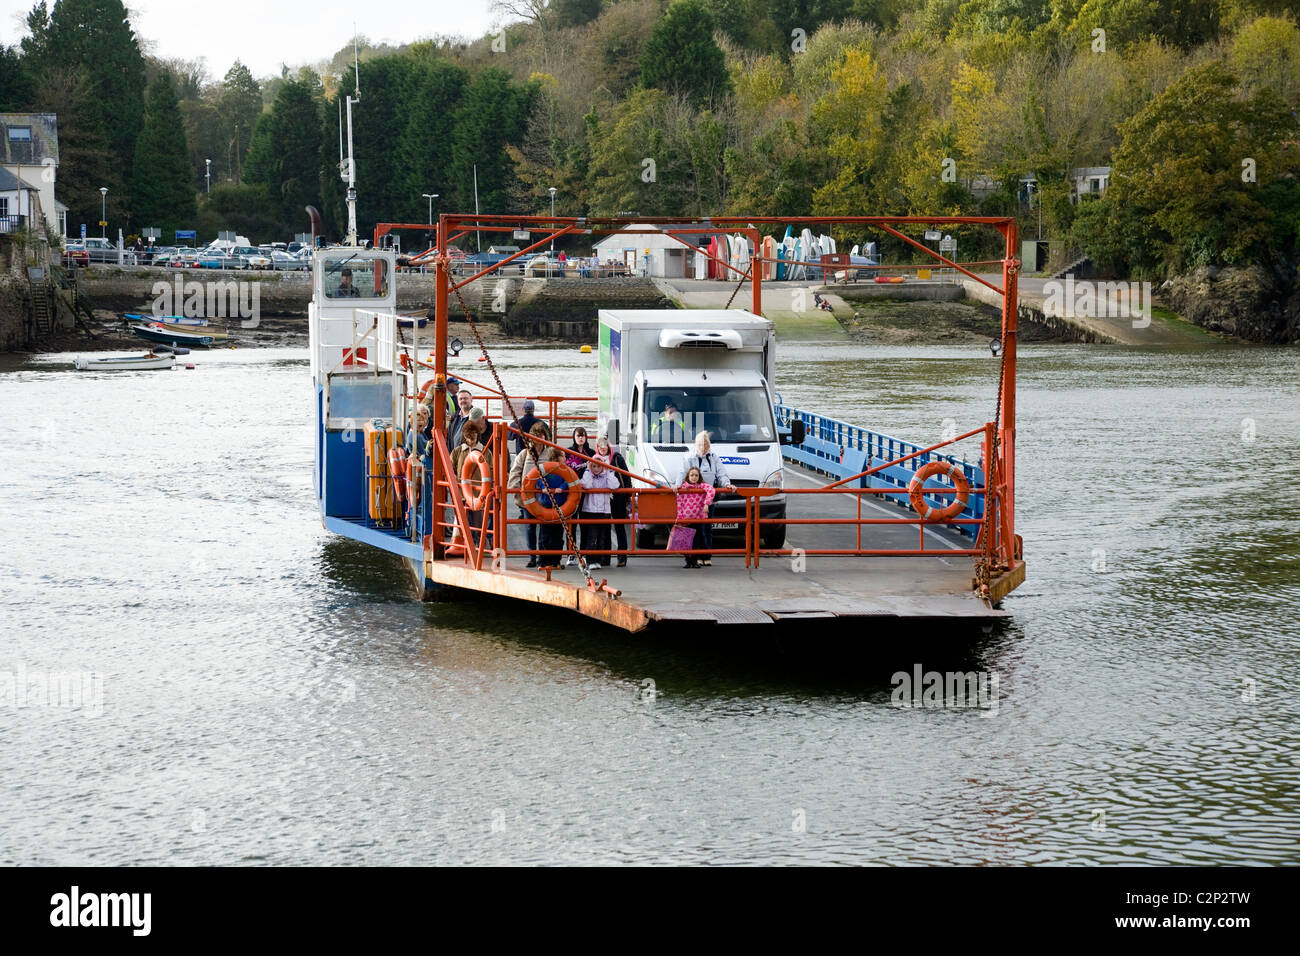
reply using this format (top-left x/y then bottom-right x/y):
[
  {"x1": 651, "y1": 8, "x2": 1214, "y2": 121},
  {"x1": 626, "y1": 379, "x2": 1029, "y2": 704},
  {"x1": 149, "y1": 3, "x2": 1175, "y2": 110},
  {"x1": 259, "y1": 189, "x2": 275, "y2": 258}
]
[
  {"x1": 0, "y1": 113, "x2": 63, "y2": 237},
  {"x1": 1071, "y1": 166, "x2": 1111, "y2": 203},
  {"x1": 592, "y1": 225, "x2": 700, "y2": 278}
]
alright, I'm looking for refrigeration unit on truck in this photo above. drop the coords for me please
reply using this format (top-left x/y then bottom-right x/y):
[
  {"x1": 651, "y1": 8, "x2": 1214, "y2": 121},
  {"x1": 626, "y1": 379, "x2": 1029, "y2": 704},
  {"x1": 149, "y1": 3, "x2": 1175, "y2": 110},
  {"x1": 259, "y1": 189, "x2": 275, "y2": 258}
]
[{"x1": 597, "y1": 309, "x2": 801, "y2": 549}]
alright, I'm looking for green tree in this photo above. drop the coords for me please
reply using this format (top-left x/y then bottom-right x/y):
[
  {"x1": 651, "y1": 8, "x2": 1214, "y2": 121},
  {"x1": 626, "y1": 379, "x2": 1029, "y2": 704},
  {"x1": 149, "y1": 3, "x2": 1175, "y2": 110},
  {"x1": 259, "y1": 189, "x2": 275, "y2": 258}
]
[
  {"x1": 0, "y1": 45, "x2": 33, "y2": 110},
  {"x1": 217, "y1": 61, "x2": 262, "y2": 183},
  {"x1": 246, "y1": 78, "x2": 322, "y2": 230},
  {"x1": 27, "y1": 67, "x2": 121, "y2": 235},
  {"x1": 448, "y1": 68, "x2": 537, "y2": 215},
  {"x1": 553, "y1": 0, "x2": 605, "y2": 27},
  {"x1": 641, "y1": 0, "x2": 731, "y2": 106},
  {"x1": 130, "y1": 71, "x2": 197, "y2": 233},
  {"x1": 586, "y1": 88, "x2": 690, "y2": 216},
  {"x1": 21, "y1": 0, "x2": 146, "y2": 190},
  {"x1": 394, "y1": 59, "x2": 468, "y2": 224},
  {"x1": 1085, "y1": 62, "x2": 1293, "y2": 272}
]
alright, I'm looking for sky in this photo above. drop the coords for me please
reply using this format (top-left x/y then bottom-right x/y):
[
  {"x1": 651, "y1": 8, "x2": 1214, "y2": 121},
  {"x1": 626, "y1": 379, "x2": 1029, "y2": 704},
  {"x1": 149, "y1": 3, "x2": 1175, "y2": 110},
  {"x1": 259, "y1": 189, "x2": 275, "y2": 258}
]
[{"x1": 1, "y1": 0, "x2": 503, "y2": 79}]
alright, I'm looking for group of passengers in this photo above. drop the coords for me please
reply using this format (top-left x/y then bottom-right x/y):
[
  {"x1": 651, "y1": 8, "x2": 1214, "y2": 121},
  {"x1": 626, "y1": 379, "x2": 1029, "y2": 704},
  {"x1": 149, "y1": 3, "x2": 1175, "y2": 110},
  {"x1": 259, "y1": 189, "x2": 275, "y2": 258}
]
[{"x1": 410, "y1": 380, "x2": 735, "y2": 571}]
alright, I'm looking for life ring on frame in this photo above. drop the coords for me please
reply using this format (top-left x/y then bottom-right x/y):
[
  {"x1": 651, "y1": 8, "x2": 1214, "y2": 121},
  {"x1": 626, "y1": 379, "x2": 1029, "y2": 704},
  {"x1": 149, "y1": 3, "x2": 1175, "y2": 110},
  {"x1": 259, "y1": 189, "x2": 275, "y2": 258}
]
[
  {"x1": 387, "y1": 447, "x2": 409, "y2": 503},
  {"x1": 458, "y1": 449, "x2": 492, "y2": 510},
  {"x1": 908, "y1": 460, "x2": 969, "y2": 522},
  {"x1": 521, "y1": 461, "x2": 582, "y2": 521}
]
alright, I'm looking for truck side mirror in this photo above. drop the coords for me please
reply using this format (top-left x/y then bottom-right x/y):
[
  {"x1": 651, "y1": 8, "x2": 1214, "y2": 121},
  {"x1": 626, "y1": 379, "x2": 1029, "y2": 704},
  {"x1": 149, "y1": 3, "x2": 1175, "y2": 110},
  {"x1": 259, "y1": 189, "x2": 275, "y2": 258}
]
[
  {"x1": 790, "y1": 419, "x2": 806, "y2": 445},
  {"x1": 607, "y1": 419, "x2": 620, "y2": 446}
]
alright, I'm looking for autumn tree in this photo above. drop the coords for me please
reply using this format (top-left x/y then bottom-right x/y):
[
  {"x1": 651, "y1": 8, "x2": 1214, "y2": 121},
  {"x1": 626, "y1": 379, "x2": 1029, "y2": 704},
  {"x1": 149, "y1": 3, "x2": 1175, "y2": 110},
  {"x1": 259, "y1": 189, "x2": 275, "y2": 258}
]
[{"x1": 1077, "y1": 61, "x2": 1294, "y2": 272}]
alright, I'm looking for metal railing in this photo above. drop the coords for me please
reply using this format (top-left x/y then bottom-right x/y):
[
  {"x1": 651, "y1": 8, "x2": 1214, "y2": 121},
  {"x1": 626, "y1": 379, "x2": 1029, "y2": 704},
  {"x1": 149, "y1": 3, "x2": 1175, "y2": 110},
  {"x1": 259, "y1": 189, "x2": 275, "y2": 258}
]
[{"x1": 775, "y1": 403, "x2": 986, "y2": 537}]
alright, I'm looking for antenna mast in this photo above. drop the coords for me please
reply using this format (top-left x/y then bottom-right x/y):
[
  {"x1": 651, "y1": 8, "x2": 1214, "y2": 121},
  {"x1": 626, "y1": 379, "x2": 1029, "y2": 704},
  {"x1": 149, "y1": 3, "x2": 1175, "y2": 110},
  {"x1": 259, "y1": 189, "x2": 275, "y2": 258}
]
[{"x1": 341, "y1": 33, "x2": 361, "y2": 246}]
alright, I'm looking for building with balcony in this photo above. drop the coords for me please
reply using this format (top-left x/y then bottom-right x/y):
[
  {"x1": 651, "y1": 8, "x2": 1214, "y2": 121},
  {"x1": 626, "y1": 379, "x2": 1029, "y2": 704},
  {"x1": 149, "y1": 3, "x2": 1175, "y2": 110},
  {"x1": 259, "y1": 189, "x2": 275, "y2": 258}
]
[{"x1": 0, "y1": 113, "x2": 62, "y2": 237}]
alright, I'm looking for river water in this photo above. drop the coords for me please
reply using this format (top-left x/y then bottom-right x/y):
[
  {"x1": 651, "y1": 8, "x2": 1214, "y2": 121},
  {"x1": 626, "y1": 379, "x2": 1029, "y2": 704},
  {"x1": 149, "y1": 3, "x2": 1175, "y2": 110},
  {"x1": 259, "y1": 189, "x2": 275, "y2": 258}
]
[{"x1": 1, "y1": 339, "x2": 1297, "y2": 865}]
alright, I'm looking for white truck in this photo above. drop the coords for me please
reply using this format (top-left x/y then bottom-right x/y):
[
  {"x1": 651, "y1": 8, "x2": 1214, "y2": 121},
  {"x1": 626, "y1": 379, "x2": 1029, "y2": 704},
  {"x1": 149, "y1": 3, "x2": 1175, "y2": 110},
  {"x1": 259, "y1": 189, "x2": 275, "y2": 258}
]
[{"x1": 597, "y1": 310, "x2": 803, "y2": 549}]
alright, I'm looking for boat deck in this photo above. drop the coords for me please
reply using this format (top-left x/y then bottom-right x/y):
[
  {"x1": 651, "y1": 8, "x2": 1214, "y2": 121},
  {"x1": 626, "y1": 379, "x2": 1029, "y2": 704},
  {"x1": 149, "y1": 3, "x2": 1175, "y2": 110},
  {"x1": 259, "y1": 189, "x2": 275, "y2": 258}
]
[{"x1": 419, "y1": 464, "x2": 1021, "y2": 632}]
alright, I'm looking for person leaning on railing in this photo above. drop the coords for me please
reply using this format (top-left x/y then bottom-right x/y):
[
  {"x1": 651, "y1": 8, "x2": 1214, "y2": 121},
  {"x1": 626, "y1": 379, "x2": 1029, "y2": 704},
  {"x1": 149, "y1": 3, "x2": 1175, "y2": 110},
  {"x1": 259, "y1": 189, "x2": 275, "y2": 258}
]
[
  {"x1": 449, "y1": 419, "x2": 490, "y2": 545},
  {"x1": 509, "y1": 421, "x2": 562, "y2": 568},
  {"x1": 597, "y1": 436, "x2": 630, "y2": 567},
  {"x1": 578, "y1": 454, "x2": 619, "y2": 570}
]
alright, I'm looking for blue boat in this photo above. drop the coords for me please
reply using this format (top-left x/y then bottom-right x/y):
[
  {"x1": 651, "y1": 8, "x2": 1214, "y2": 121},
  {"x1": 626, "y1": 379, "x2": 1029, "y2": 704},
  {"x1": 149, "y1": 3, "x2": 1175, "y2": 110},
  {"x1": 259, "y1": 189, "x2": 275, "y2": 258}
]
[
  {"x1": 129, "y1": 323, "x2": 214, "y2": 348},
  {"x1": 124, "y1": 312, "x2": 209, "y2": 327}
]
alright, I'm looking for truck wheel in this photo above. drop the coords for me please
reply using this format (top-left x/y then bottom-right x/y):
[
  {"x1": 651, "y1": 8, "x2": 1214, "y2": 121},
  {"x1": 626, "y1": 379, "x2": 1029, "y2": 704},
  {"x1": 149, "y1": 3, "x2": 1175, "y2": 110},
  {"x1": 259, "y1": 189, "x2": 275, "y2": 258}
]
[
  {"x1": 760, "y1": 525, "x2": 786, "y2": 549},
  {"x1": 636, "y1": 528, "x2": 657, "y2": 550}
]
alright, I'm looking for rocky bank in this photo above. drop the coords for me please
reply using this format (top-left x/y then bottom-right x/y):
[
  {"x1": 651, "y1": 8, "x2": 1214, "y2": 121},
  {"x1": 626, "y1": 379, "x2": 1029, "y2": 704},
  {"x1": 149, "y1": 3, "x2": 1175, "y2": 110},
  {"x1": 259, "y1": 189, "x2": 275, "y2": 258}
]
[{"x1": 1165, "y1": 264, "x2": 1300, "y2": 344}]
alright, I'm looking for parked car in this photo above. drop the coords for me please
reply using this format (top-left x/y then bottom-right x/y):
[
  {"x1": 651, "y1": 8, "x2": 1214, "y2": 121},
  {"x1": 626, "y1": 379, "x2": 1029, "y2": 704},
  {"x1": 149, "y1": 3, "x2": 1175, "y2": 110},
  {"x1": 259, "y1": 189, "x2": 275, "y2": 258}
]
[
  {"x1": 270, "y1": 250, "x2": 309, "y2": 271},
  {"x1": 80, "y1": 237, "x2": 118, "y2": 264},
  {"x1": 235, "y1": 246, "x2": 272, "y2": 270},
  {"x1": 63, "y1": 242, "x2": 89, "y2": 267},
  {"x1": 196, "y1": 248, "x2": 232, "y2": 269},
  {"x1": 146, "y1": 246, "x2": 178, "y2": 266},
  {"x1": 162, "y1": 247, "x2": 199, "y2": 268}
]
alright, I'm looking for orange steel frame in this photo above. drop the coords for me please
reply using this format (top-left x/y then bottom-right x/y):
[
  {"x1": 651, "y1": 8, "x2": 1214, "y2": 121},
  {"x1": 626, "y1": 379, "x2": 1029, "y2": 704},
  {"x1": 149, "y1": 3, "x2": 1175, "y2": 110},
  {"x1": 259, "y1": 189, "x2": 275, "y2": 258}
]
[{"x1": 393, "y1": 215, "x2": 1019, "y2": 579}]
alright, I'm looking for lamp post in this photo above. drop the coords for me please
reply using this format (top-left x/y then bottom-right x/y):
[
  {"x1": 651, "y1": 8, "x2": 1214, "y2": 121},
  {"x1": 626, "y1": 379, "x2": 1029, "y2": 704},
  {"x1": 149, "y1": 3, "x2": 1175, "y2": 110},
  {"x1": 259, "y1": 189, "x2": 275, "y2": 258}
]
[
  {"x1": 205, "y1": 159, "x2": 211, "y2": 194},
  {"x1": 99, "y1": 187, "x2": 107, "y2": 238},
  {"x1": 422, "y1": 192, "x2": 439, "y2": 225},
  {"x1": 548, "y1": 186, "x2": 557, "y2": 255}
]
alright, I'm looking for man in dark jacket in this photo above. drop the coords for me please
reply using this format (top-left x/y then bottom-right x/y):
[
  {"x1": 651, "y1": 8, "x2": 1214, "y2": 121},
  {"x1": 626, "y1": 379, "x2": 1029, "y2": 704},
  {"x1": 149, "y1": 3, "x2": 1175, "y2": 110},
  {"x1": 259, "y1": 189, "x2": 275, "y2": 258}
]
[
  {"x1": 511, "y1": 399, "x2": 539, "y2": 455},
  {"x1": 447, "y1": 389, "x2": 473, "y2": 450}
]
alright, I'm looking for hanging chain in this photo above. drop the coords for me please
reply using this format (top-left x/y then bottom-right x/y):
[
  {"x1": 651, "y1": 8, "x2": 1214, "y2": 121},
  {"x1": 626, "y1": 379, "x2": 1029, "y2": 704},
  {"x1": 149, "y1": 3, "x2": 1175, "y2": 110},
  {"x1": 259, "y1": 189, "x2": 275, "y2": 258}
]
[{"x1": 725, "y1": 264, "x2": 752, "y2": 309}]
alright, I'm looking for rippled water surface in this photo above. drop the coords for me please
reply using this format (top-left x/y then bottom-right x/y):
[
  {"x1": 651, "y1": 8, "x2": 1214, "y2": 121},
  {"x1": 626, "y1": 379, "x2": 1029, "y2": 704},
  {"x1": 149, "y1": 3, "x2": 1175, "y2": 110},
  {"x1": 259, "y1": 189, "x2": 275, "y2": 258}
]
[{"x1": 2, "y1": 339, "x2": 1298, "y2": 865}]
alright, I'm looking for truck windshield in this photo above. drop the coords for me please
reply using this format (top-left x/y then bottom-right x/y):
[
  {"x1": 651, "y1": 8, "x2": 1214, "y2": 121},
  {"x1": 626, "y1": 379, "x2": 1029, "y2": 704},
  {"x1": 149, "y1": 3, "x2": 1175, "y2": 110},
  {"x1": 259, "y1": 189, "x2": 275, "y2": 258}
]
[{"x1": 645, "y1": 386, "x2": 775, "y2": 444}]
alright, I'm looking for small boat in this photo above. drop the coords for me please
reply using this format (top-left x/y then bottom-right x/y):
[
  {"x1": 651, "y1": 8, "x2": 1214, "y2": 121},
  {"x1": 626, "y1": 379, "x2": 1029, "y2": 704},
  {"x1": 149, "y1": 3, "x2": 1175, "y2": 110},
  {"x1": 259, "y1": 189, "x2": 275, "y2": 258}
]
[
  {"x1": 129, "y1": 323, "x2": 214, "y2": 347},
  {"x1": 155, "y1": 321, "x2": 227, "y2": 339},
  {"x1": 75, "y1": 351, "x2": 176, "y2": 371},
  {"x1": 398, "y1": 316, "x2": 429, "y2": 329},
  {"x1": 124, "y1": 312, "x2": 209, "y2": 327},
  {"x1": 150, "y1": 344, "x2": 191, "y2": 356}
]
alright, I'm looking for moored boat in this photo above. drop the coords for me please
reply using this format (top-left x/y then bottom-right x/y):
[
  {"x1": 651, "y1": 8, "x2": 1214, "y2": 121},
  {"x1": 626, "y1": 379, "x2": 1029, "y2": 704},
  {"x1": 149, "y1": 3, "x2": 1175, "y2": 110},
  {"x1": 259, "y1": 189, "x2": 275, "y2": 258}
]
[
  {"x1": 155, "y1": 321, "x2": 228, "y2": 339},
  {"x1": 124, "y1": 312, "x2": 210, "y2": 326},
  {"x1": 75, "y1": 351, "x2": 176, "y2": 371},
  {"x1": 129, "y1": 323, "x2": 215, "y2": 348}
]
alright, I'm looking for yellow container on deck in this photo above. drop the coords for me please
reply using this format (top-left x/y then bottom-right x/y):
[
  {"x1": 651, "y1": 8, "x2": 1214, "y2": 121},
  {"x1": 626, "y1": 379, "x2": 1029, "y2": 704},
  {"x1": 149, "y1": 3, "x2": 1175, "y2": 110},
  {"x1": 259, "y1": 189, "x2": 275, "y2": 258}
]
[{"x1": 364, "y1": 421, "x2": 404, "y2": 521}]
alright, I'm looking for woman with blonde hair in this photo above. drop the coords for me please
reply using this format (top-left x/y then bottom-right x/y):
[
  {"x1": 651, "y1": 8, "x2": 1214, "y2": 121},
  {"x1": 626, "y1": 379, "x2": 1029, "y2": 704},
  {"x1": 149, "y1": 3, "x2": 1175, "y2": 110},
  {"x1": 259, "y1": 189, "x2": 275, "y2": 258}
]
[{"x1": 676, "y1": 430, "x2": 733, "y2": 566}]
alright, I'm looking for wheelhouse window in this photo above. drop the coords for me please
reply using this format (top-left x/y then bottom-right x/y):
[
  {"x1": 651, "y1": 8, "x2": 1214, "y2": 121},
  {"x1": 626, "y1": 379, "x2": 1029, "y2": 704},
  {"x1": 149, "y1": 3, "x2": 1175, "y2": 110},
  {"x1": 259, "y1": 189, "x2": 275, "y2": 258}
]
[{"x1": 324, "y1": 256, "x2": 389, "y2": 299}]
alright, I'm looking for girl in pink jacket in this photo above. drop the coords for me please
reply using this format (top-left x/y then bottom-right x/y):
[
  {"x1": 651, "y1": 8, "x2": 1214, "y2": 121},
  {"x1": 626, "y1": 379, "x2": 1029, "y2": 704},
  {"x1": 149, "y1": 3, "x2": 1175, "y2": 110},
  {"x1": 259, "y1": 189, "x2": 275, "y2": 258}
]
[{"x1": 674, "y1": 466, "x2": 715, "y2": 568}]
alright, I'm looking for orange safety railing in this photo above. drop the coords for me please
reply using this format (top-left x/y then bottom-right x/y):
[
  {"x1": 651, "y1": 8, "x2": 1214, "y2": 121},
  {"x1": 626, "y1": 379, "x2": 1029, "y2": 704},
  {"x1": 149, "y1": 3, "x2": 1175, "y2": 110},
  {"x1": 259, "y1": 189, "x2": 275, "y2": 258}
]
[
  {"x1": 401, "y1": 213, "x2": 1019, "y2": 580},
  {"x1": 418, "y1": 418, "x2": 998, "y2": 571}
]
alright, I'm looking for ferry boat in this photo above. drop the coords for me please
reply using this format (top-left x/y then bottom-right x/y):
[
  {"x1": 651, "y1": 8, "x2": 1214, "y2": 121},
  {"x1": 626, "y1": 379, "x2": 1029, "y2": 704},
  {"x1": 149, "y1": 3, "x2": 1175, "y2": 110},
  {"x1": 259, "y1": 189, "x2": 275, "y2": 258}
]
[
  {"x1": 308, "y1": 82, "x2": 1024, "y2": 631},
  {"x1": 308, "y1": 215, "x2": 1025, "y2": 631}
]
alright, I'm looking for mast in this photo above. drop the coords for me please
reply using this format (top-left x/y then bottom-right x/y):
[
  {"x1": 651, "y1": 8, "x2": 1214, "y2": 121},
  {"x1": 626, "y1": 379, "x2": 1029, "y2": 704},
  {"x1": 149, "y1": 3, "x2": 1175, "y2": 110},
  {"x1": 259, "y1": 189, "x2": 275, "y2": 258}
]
[{"x1": 341, "y1": 37, "x2": 361, "y2": 247}]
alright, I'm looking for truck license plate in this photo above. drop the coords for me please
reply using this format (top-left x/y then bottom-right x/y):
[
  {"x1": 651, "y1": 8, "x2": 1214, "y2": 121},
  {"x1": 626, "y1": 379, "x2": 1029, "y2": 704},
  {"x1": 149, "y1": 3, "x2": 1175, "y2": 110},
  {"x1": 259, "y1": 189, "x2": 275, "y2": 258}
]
[{"x1": 713, "y1": 522, "x2": 738, "y2": 530}]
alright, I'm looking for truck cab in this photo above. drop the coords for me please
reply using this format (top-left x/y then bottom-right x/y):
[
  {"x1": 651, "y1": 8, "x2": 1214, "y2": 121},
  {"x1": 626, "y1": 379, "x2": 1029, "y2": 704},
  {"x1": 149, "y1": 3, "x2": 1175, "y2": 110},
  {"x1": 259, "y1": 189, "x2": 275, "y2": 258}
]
[{"x1": 597, "y1": 310, "x2": 789, "y2": 549}]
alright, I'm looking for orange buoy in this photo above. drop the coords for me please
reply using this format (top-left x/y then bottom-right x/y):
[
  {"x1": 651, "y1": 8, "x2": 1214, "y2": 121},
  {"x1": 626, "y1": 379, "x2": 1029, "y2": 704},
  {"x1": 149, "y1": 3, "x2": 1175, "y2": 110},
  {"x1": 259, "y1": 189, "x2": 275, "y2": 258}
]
[
  {"x1": 907, "y1": 460, "x2": 970, "y2": 522},
  {"x1": 458, "y1": 449, "x2": 492, "y2": 510},
  {"x1": 521, "y1": 461, "x2": 582, "y2": 521},
  {"x1": 388, "y1": 447, "x2": 409, "y2": 503}
]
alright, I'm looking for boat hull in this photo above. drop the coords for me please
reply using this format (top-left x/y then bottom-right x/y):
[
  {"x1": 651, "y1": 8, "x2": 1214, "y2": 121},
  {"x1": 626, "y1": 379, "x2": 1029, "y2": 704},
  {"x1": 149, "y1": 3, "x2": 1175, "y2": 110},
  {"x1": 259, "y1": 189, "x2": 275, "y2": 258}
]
[
  {"x1": 129, "y1": 324, "x2": 214, "y2": 347},
  {"x1": 75, "y1": 353, "x2": 176, "y2": 370}
]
